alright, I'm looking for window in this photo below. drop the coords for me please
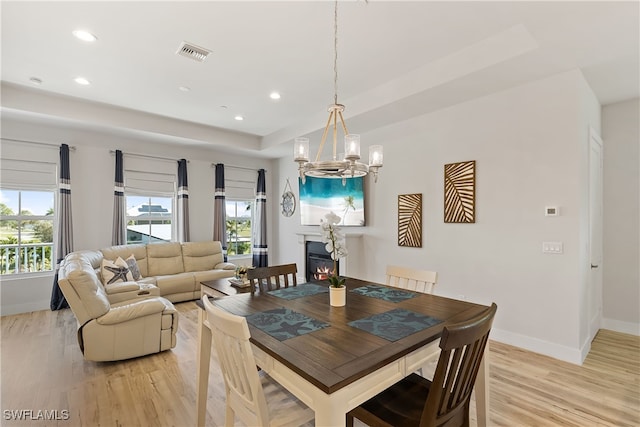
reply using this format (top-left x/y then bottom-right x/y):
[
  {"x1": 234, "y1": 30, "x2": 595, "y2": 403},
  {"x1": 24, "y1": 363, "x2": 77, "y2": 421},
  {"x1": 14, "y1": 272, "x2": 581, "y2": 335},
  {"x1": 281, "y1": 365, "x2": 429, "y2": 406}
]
[
  {"x1": 226, "y1": 199, "x2": 252, "y2": 257},
  {"x1": 126, "y1": 195, "x2": 173, "y2": 244},
  {"x1": 0, "y1": 189, "x2": 55, "y2": 275}
]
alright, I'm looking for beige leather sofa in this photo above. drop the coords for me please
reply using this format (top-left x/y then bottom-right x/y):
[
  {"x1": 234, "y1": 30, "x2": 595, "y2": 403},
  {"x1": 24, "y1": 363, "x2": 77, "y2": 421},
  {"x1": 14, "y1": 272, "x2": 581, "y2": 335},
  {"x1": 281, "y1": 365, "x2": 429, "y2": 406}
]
[
  {"x1": 99, "y1": 240, "x2": 236, "y2": 303},
  {"x1": 58, "y1": 240, "x2": 235, "y2": 361}
]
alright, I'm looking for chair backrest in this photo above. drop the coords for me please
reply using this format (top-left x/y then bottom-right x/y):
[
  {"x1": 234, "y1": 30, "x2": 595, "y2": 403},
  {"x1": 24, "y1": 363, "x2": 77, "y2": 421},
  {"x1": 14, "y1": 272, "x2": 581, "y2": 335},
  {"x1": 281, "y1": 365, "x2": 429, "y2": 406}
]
[
  {"x1": 385, "y1": 265, "x2": 438, "y2": 294},
  {"x1": 247, "y1": 263, "x2": 298, "y2": 295},
  {"x1": 421, "y1": 303, "x2": 497, "y2": 427},
  {"x1": 202, "y1": 295, "x2": 271, "y2": 426}
]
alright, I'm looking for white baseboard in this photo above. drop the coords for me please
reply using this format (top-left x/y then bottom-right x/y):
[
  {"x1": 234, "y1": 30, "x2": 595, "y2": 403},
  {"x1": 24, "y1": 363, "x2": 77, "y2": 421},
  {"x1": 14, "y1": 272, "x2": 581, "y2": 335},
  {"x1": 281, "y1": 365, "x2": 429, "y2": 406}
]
[
  {"x1": 490, "y1": 328, "x2": 584, "y2": 365},
  {"x1": 602, "y1": 318, "x2": 640, "y2": 336}
]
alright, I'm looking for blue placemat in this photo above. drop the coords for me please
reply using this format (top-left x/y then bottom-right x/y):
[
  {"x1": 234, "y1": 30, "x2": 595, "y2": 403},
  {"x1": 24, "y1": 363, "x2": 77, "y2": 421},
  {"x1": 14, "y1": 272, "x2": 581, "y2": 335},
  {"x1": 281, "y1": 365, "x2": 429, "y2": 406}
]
[
  {"x1": 350, "y1": 284, "x2": 419, "y2": 303},
  {"x1": 268, "y1": 283, "x2": 329, "y2": 300},
  {"x1": 246, "y1": 307, "x2": 329, "y2": 341},
  {"x1": 348, "y1": 308, "x2": 442, "y2": 342}
]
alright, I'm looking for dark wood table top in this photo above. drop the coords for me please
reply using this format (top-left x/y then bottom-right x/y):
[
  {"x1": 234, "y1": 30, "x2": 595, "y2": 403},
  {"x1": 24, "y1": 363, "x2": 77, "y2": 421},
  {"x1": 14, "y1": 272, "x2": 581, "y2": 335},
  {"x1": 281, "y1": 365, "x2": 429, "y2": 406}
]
[
  {"x1": 210, "y1": 277, "x2": 488, "y2": 394},
  {"x1": 201, "y1": 277, "x2": 253, "y2": 296}
]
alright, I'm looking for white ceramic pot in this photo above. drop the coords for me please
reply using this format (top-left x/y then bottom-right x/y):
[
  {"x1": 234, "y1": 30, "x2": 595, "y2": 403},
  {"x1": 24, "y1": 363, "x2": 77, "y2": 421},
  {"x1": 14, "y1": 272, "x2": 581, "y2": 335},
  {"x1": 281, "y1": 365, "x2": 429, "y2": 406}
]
[{"x1": 329, "y1": 285, "x2": 346, "y2": 307}]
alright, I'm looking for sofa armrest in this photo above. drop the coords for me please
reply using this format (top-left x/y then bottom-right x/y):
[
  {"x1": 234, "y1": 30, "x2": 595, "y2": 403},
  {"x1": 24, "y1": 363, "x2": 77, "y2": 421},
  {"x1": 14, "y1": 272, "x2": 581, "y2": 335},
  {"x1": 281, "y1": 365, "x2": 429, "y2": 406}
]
[
  {"x1": 215, "y1": 262, "x2": 237, "y2": 270},
  {"x1": 104, "y1": 281, "x2": 140, "y2": 295},
  {"x1": 97, "y1": 298, "x2": 169, "y2": 325}
]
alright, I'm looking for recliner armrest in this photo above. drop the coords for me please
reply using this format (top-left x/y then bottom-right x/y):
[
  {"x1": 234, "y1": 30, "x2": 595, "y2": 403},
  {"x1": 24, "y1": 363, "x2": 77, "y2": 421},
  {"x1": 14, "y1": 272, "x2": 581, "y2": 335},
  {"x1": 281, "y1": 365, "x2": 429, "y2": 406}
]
[
  {"x1": 216, "y1": 262, "x2": 237, "y2": 270},
  {"x1": 97, "y1": 298, "x2": 170, "y2": 325},
  {"x1": 104, "y1": 281, "x2": 140, "y2": 294}
]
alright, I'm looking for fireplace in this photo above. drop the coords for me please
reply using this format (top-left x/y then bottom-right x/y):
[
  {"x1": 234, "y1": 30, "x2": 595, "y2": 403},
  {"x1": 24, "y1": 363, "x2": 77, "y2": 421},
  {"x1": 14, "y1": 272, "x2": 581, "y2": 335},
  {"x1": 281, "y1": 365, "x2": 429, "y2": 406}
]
[
  {"x1": 306, "y1": 241, "x2": 339, "y2": 282},
  {"x1": 297, "y1": 231, "x2": 362, "y2": 281}
]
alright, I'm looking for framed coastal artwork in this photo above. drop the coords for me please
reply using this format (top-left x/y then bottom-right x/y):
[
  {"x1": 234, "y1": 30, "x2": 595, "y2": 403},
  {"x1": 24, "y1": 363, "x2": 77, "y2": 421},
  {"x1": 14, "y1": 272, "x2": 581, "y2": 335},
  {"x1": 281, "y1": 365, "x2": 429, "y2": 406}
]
[
  {"x1": 398, "y1": 193, "x2": 422, "y2": 247},
  {"x1": 299, "y1": 176, "x2": 365, "y2": 226},
  {"x1": 444, "y1": 160, "x2": 476, "y2": 223}
]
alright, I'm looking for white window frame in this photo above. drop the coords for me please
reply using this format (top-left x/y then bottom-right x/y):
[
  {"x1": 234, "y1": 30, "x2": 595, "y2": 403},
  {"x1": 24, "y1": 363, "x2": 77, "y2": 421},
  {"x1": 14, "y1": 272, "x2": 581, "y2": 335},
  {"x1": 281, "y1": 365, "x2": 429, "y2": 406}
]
[
  {"x1": 125, "y1": 191, "x2": 175, "y2": 244},
  {"x1": 225, "y1": 198, "x2": 253, "y2": 259},
  {"x1": 0, "y1": 187, "x2": 57, "y2": 276}
]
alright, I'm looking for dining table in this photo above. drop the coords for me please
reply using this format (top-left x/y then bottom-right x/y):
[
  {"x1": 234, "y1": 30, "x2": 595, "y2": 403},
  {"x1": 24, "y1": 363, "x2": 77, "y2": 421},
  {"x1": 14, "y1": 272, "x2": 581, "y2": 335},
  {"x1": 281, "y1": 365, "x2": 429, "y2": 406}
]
[{"x1": 196, "y1": 277, "x2": 491, "y2": 427}]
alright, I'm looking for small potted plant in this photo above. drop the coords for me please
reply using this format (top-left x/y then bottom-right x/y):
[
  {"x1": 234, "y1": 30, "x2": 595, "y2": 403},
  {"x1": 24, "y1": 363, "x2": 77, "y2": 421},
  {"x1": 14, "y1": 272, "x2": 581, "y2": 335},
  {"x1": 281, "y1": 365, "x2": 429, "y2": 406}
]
[{"x1": 320, "y1": 211, "x2": 348, "y2": 306}]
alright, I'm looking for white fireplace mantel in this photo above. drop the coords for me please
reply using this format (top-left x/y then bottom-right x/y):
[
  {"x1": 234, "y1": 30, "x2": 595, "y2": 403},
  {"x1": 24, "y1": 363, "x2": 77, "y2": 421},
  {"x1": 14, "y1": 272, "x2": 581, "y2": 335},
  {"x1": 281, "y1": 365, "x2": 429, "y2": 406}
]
[{"x1": 296, "y1": 231, "x2": 363, "y2": 279}]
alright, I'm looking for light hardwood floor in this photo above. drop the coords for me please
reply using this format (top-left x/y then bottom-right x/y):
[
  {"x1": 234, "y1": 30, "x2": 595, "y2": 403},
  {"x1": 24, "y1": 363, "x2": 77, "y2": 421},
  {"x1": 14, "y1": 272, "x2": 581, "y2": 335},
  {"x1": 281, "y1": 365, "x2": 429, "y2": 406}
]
[{"x1": 1, "y1": 302, "x2": 638, "y2": 426}]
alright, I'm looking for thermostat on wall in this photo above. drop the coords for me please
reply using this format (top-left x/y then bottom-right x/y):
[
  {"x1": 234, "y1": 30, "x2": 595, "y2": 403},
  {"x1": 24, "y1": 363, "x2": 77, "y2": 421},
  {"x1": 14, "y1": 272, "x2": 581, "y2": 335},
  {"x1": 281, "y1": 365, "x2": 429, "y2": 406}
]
[{"x1": 545, "y1": 206, "x2": 559, "y2": 216}]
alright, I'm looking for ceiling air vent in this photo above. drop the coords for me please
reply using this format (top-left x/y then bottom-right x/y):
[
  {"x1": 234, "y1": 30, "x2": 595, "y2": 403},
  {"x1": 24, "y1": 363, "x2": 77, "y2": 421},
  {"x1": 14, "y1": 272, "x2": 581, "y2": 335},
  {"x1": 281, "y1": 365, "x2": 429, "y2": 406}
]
[{"x1": 176, "y1": 41, "x2": 211, "y2": 62}]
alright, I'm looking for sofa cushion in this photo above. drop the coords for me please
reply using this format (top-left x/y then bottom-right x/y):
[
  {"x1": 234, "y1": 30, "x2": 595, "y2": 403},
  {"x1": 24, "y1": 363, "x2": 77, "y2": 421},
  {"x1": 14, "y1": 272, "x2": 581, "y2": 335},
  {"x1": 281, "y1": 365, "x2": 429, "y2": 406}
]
[
  {"x1": 147, "y1": 242, "x2": 185, "y2": 276},
  {"x1": 155, "y1": 272, "x2": 196, "y2": 296},
  {"x1": 182, "y1": 241, "x2": 225, "y2": 272},
  {"x1": 125, "y1": 254, "x2": 142, "y2": 280},
  {"x1": 101, "y1": 257, "x2": 133, "y2": 285}
]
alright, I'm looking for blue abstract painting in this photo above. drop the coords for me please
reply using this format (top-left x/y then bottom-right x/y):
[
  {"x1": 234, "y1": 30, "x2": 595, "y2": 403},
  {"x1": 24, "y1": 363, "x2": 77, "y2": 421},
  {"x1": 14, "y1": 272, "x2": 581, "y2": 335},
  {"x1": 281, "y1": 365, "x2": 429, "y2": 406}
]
[{"x1": 299, "y1": 176, "x2": 365, "y2": 226}]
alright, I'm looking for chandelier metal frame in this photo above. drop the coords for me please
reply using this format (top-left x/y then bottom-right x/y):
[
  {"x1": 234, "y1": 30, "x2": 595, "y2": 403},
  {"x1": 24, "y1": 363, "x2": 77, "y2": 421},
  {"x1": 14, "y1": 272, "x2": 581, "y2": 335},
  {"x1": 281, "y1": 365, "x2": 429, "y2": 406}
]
[{"x1": 293, "y1": 0, "x2": 382, "y2": 184}]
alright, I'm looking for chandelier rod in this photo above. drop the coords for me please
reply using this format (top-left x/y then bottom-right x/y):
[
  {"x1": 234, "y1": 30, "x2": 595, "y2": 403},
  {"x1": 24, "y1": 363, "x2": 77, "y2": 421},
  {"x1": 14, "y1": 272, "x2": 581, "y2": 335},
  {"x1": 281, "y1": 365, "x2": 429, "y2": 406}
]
[{"x1": 333, "y1": 0, "x2": 338, "y2": 105}]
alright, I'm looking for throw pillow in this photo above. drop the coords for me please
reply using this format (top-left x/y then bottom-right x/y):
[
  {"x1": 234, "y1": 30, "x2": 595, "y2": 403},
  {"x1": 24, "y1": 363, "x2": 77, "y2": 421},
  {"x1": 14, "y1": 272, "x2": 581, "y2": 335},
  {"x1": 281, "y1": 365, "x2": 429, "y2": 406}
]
[
  {"x1": 125, "y1": 254, "x2": 142, "y2": 280},
  {"x1": 101, "y1": 257, "x2": 133, "y2": 285}
]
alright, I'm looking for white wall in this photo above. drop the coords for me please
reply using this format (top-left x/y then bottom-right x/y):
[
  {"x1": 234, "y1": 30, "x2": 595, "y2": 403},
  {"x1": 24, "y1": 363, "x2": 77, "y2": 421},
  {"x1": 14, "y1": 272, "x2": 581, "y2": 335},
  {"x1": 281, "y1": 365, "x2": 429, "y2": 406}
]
[
  {"x1": 0, "y1": 118, "x2": 273, "y2": 315},
  {"x1": 275, "y1": 69, "x2": 602, "y2": 364},
  {"x1": 602, "y1": 98, "x2": 640, "y2": 335}
]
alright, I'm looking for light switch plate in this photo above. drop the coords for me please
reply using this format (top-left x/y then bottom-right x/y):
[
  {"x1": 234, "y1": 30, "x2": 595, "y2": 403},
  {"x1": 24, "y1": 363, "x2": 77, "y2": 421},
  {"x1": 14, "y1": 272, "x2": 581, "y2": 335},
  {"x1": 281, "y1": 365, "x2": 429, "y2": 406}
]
[{"x1": 542, "y1": 242, "x2": 563, "y2": 254}]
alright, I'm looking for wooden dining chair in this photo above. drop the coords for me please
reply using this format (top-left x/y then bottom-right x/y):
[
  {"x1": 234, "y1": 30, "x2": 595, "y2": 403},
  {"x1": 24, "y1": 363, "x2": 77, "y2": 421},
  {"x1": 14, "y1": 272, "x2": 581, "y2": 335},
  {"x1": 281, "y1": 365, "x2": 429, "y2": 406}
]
[
  {"x1": 247, "y1": 263, "x2": 298, "y2": 295},
  {"x1": 347, "y1": 303, "x2": 497, "y2": 427},
  {"x1": 201, "y1": 295, "x2": 314, "y2": 427},
  {"x1": 386, "y1": 264, "x2": 438, "y2": 294},
  {"x1": 386, "y1": 264, "x2": 439, "y2": 376}
]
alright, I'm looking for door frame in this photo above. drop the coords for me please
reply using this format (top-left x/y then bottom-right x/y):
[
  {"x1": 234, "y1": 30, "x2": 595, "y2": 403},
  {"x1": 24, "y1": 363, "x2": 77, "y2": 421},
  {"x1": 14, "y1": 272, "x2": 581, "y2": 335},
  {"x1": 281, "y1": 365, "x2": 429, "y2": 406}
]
[{"x1": 587, "y1": 126, "x2": 603, "y2": 344}]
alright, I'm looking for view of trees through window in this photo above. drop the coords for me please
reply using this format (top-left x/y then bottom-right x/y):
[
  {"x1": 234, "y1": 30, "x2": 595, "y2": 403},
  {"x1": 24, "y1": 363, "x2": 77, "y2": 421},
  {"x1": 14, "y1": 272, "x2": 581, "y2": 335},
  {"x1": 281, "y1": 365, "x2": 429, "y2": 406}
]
[
  {"x1": 126, "y1": 195, "x2": 173, "y2": 244},
  {"x1": 226, "y1": 200, "x2": 252, "y2": 257},
  {"x1": 0, "y1": 189, "x2": 55, "y2": 275}
]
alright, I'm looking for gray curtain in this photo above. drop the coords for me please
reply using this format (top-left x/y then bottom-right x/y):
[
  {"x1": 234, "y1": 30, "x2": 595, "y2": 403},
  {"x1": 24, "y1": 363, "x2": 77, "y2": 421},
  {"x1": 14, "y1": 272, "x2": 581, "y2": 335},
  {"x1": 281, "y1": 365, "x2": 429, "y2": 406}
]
[
  {"x1": 50, "y1": 144, "x2": 73, "y2": 310},
  {"x1": 252, "y1": 169, "x2": 268, "y2": 267},
  {"x1": 112, "y1": 150, "x2": 126, "y2": 245},
  {"x1": 177, "y1": 159, "x2": 190, "y2": 242},
  {"x1": 213, "y1": 164, "x2": 227, "y2": 261}
]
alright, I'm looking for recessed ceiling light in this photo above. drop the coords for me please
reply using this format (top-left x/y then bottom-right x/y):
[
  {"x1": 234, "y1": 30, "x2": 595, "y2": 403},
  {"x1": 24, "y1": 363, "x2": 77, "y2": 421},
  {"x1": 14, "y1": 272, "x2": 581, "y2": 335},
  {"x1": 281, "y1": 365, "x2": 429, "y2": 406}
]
[
  {"x1": 29, "y1": 77, "x2": 42, "y2": 85},
  {"x1": 234, "y1": 115, "x2": 244, "y2": 121},
  {"x1": 72, "y1": 29, "x2": 97, "y2": 42},
  {"x1": 270, "y1": 92, "x2": 281, "y2": 100},
  {"x1": 74, "y1": 77, "x2": 91, "y2": 85},
  {"x1": 179, "y1": 86, "x2": 191, "y2": 92}
]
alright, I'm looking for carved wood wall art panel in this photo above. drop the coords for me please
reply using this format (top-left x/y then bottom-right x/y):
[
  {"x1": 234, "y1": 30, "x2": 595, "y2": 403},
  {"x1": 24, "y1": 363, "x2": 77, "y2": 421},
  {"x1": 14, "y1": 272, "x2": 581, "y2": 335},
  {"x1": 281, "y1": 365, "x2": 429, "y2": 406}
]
[
  {"x1": 444, "y1": 160, "x2": 476, "y2": 223},
  {"x1": 398, "y1": 193, "x2": 422, "y2": 247}
]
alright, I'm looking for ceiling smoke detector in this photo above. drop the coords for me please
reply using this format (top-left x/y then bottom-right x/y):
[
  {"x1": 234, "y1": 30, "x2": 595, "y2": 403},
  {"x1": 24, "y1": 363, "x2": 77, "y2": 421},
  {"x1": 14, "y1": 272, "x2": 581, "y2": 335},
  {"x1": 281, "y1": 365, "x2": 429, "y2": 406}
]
[{"x1": 176, "y1": 41, "x2": 211, "y2": 62}]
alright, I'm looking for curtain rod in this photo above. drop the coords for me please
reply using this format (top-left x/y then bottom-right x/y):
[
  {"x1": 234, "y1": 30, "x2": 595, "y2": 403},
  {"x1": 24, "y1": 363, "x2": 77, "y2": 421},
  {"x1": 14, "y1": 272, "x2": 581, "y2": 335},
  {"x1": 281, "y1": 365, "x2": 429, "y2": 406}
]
[
  {"x1": 1, "y1": 138, "x2": 76, "y2": 150},
  {"x1": 110, "y1": 150, "x2": 188, "y2": 163},
  {"x1": 212, "y1": 163, "x2": 266, "y2": 173}
]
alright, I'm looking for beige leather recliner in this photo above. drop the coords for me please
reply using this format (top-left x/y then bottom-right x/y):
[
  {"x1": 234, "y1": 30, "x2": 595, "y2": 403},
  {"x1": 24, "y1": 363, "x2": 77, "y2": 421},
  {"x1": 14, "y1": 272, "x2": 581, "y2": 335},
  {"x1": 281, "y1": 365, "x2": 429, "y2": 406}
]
[{"x1": 58, "y1": 251, "x2": 178, "y2": 362}]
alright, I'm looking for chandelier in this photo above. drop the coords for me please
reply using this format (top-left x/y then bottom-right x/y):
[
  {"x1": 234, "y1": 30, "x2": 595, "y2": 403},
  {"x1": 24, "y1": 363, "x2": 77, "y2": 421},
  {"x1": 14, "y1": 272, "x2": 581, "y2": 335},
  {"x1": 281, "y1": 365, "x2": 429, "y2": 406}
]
[{"x1": 293, "y1": 0, "x2": 383, "y2": 184}]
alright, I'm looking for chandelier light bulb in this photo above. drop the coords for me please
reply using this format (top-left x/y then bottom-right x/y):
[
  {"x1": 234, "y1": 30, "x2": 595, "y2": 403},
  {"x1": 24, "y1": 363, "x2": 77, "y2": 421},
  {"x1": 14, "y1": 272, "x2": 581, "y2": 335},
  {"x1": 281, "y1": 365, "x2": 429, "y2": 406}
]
[
  {"x1": 344, "y1": 134, "x2": 360, "y2": 161},
  {"x1": 294, "y1": 138, "x2": 310, "y2": 162},
  {"x1": 369, "y1": 145, "x2": 383, "y2": 167}
]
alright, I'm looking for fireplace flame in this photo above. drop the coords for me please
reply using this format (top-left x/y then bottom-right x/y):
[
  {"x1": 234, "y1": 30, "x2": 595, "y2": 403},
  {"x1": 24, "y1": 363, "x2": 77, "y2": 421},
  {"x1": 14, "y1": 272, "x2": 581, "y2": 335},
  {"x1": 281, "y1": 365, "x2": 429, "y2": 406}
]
[{"x1": 314, "y1": 265, "x2": 332, "y2": 281}]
